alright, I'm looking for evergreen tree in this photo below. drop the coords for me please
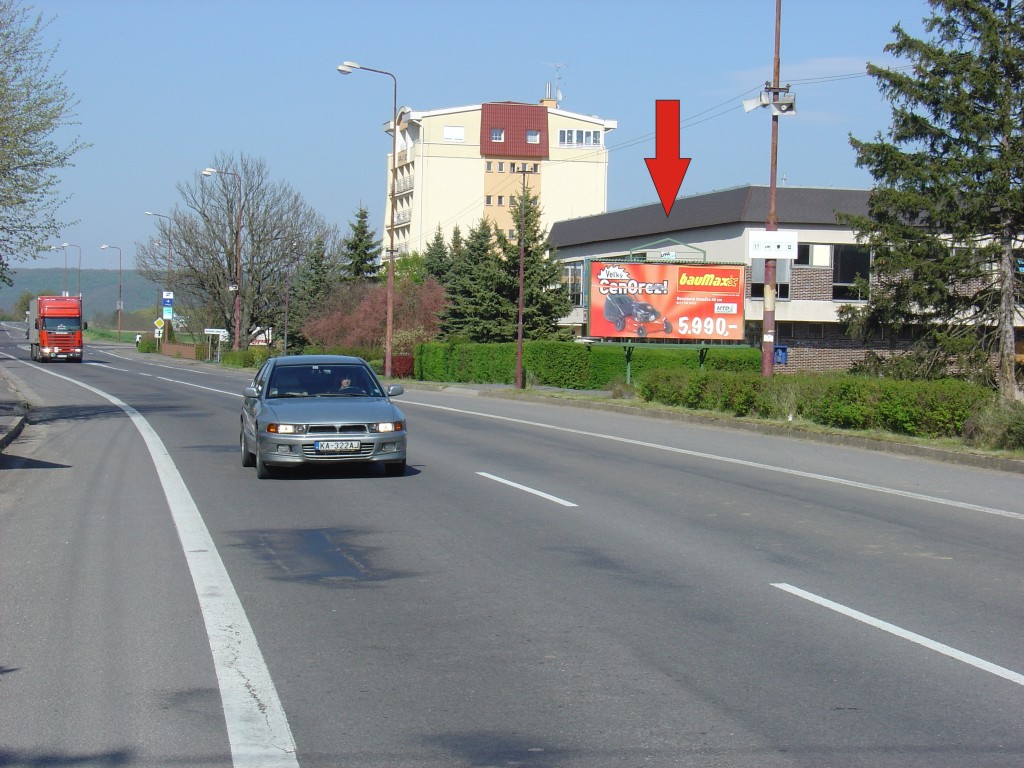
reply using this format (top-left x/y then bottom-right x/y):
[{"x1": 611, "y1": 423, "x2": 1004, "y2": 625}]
[
  {"x1": 441, "y1": 219, "x2": 512, "y2": 342},
  {"x1": 340, "y1": 206, "x2": 382, "y2": 282},
  {"x1": 501, "y1": 184, "x2": 573, "y2": 341},
  {"x1": 840, "y1": 0, "x2": 1024, "y2": 401},
  {"x1": 423, "y1": 226, "x2": 451, "y2": 286},
  {"x1": 290, "y1": 238, "x2": 340, "y2": 350}
]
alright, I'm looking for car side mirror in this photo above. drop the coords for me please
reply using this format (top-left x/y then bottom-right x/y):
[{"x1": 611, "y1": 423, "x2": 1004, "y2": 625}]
[
  {"x1": 386, "y1": 384, "x2": 404, "y2": 397},
  {"x1": 243, "y1": 386, "x2": 259, "y2": 399}
]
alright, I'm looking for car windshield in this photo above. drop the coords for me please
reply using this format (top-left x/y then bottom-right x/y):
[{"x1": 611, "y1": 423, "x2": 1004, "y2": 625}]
[{"x1": 266, "y1": 364, "x2": 382, "y2": 399}]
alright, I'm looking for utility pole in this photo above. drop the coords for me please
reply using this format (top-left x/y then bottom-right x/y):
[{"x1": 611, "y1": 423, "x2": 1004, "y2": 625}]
[{"x1": 762, "y1": 0, "x2": 784, "y2": 377}]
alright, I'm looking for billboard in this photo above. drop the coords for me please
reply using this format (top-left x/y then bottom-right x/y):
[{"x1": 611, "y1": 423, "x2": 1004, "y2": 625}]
[{"x1": 588, "y1": 262, "x2": 745, "y2": 341}]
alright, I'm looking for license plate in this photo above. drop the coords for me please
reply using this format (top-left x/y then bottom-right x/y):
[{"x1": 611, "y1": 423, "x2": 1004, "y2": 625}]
[{"x1": 314, "y1": 440, "x2": 360, "y2": 453}]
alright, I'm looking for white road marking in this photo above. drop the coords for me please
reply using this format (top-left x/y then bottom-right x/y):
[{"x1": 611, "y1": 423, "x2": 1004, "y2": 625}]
[
  {"x1": 2, "y1": 354, "x2": 298, "y2": 766},
  {"x1": 408, "y1": 400, "x2": 1024, "y2": 522},
  {"x1": 772, "y1": 583, "x2": 1024, "y2": 687},
  {"x1": 477, "y1": 472, "x2": 578, "y2": 507}
]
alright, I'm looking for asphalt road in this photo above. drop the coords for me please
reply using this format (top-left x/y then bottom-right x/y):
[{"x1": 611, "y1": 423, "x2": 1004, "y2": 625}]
[{"x1": 1, "y1": 332, "x2": 1022, "y2": 767}]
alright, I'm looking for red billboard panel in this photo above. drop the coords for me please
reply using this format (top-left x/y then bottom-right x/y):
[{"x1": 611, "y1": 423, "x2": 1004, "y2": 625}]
[{"x1": 588, "y1": 262, "x2": 745, "y2": 341}]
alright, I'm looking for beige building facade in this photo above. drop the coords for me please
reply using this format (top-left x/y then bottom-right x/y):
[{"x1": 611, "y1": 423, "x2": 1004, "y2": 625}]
[{"x1": 381, "y1": 96, "x2": 617, "y2": 254}]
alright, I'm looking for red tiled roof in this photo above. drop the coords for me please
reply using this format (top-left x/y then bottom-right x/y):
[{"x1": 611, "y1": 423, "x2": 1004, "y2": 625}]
[{"x1": 480, "y1": 102, "x2": 549, "y2": 159}]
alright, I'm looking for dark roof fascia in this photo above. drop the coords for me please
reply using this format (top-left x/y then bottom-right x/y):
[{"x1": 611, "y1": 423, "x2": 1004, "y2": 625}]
[{"x1": 549, "y1": 185, "x2": 870, "y2": 250}]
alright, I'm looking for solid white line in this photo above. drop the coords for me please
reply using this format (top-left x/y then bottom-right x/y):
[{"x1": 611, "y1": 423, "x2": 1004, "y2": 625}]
[
  {"x1": 477, "y1": 471, "x2": 578, "y2": 507},
  {"x1": 408, "y1": 400, "x2": 1023, "y2": 522},
  {"x1": 772, "y1": 583, "x2": 1024, "y2": 687},
  {"x1": 3, "y1": 354, "x2": 298, "y2": 765}
]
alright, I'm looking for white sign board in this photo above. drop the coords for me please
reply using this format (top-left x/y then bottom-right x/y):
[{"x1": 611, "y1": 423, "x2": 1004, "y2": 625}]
[
  {"x1": 204, "y1": 328, "x2": 230, "y2": 341},
  {"x1": 163, "y1": 290, "x2": 174, "y2": 300},
  {"x1": 748, "y1": 229, "x2": 799, "y2": 260}
]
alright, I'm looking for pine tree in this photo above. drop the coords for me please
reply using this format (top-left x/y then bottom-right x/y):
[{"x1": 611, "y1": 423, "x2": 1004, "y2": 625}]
[
  {"x1": 290, "y1": 238, "x2": 340, "y2": 349},
  {"x1": 423, "y1": 226, "x2": 451, "y2": 286},
  {"x1": 441, "y1": 219, "x2": 512, "y2": 342},
  {"x1": 502, "y1": 184, "x2": 573, "y2": 341},
  {"x1": 840, "y1": 0, "x2": 1024, "y2": 401},
  {"x1": 340, "y1": 206, "x2": 382, "y2": 283}
]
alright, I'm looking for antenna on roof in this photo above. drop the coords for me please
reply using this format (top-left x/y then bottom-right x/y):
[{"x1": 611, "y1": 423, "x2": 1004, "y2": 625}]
[{"x1": 545, "y1": 62, "x2": 567, "y2": 106}]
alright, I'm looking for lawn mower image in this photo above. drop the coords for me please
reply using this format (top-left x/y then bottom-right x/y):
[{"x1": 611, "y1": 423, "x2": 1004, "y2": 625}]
[{"x1": 602, "y1": 294, "x2": 673, "y2": 337}]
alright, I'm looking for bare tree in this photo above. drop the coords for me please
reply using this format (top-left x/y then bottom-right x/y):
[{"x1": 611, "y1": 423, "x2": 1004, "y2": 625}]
[{"x1": 135, "y1": 153, "x2": 342, "y2": 348}]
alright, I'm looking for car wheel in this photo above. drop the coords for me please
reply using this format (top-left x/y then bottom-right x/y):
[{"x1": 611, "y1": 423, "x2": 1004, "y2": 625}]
[
  {"x1": 614, "y1": 317, "x2": 625, "y2": 332},
  {"x1": 255, "y1": 444, "x2": 274, "y2": 479},
  {"x1": 384, "y1": 460, "x2": 406, "y2": 477},
  {"x1": 240, "y1": 428, "x2": 255, "y2": 467}
]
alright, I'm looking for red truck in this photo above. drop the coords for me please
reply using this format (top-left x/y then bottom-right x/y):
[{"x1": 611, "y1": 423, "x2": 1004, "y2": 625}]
[{"x1": 28, "y1": 295, "x2": 87, "y2": 362}]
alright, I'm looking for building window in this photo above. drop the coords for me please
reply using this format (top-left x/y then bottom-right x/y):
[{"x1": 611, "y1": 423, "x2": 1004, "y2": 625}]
[
  {"x1": 491, "y1": 128, "x2": 505, "y2": 142},
  {"x1": 498, "y1": 162, "x2": 505, "y2": 173},
  {"x1": 497, "y1": 196, "x2": 505, "y2": 206},
  {"x1": 526, "y1": 129, "x2": 540, "y2": 144},
  {"x1": 485, "y1": 161, "x2": 493, "y2": 172},
  {"x1": 485, "y1": 195, "x2": 492, "y2": 206},
  {"x1": 796, "y1": 243, "x2": 810, "y2": 265},
  {"x1": 562, "y1": 262, "x2": 584, "y2": 307},
  {"x1": 443, "y1": 125, "x2": 465, "y2": 143},
  {"x1": 558, "y1": 129, "x2": 602, "y2": 146},
  {"x1": 750, "y1": 258, "x2": 791, "y2": 300},
  {"x1": 532, "y1": 163, "x2": 540, "y2": 173},
  {"x1": 832, "y1": 244, "x2": 871, "y2": 300}
]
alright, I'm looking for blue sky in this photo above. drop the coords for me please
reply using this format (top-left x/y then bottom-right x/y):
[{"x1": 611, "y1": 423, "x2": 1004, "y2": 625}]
[{"x1": 22, "y1": 0, "x2": 931, "y2": 270}]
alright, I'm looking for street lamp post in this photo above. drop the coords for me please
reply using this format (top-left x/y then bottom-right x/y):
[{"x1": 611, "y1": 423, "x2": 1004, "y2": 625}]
[
  {"x1": 62, "y1": 243, "x2": 81, "y2": 295},
  {"x1": 47, "y1": 245, "x2": 66, "y2": 293},
  {"x1": 515, "y1": 167, "x2": 535, "y2": 389},
  {"x1": 145, "y1": 211, "x2": 174, "y2": 345},
  {"x1": 201, "y1": 168, "x2": 244, "y2": 352},
  {"x1": 100, "y1": 245, "x2": 122, "y2": 341},
  {"x1": 337, "y1": 60, "x2": 398, "y2": 378}
]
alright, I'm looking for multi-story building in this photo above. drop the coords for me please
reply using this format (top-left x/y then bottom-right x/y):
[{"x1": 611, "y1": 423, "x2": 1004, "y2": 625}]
[{"x1": 381, "y1": 93, "x2": 617, "y2": 254}]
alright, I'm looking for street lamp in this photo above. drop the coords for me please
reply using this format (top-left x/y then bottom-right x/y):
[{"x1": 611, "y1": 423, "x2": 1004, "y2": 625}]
[
  {"x1": 201, "y1": 167, "x2": 244, "y2": 352},
  {"x1": 337, "y1": 59, "x2": 398, "y2": 377},
  {"x1": 47, "y1": 245, "x2": 66, "y2": 293},
  {"x1": 515, "y1": 167, "x2": 535, "y2": 389},
  {"x1": 62, "y1": 242, "x2": 81, "y2": 296},
  {"x1": 100, "y1": 245, "x2": 122, "y2": 342},
  {"x1": 145, "y1": 212, "x2": 175, "y2": 292}
]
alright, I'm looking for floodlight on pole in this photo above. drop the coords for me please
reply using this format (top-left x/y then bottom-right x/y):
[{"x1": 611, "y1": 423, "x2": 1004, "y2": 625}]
[{"x1": 337, "y1": 59, "x2": 398, "y2": 378}]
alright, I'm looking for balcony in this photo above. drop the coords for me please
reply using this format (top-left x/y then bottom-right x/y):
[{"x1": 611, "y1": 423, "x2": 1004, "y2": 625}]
[
  {"x1": 395, "y1": 176, "x2": 415, "y2": 195},
  {"x1": 394, "y1": 210, "x2": 412, "y2": 226}
]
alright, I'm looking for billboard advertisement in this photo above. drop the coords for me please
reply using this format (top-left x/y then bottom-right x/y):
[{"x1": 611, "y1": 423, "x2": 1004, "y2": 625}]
[{"x1": 588, "y1": 262, "x2": 746, "y2": 341}]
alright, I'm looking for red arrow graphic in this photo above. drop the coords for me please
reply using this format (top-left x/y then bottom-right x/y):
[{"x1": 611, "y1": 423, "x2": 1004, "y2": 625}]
[{"x1": 645, "y1": 100, "x2": 691, "y2": 216}]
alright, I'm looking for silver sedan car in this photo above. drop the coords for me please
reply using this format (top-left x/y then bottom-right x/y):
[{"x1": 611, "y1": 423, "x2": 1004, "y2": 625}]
[{"x1": 240, "y1": 355, "x2": 407, "y2": 479}]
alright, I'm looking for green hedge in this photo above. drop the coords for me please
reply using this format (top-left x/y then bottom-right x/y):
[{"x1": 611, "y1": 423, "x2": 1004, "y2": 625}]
[
  {"x1": 413, "y1": 341, "x2": 760, "y2": 389},
  {"x1": 636, "y1": 368, "x2": 995, "y2": 439}
]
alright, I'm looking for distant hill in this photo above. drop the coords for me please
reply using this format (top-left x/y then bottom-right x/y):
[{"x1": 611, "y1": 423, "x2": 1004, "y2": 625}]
[{"x1": 0, "y1": 267, "x2": 164, "y2": 320}]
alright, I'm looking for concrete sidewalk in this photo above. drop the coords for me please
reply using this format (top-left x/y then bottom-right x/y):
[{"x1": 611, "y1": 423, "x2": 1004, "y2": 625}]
[{"x1": 0, "y1": 368, "x2": 27, "y2": 453}]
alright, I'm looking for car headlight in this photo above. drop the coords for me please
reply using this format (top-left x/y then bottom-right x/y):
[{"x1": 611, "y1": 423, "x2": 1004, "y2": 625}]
[
  {"x1": 266, "y1": 423, "x2": 306, "y2": 434},
  {"x1": 372, "y1": 421, "x2": 404, "y2": 433}
]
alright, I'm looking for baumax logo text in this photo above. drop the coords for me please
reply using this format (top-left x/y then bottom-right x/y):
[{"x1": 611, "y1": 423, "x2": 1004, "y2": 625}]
[{"x1": 677, "y1": 271, "x2": 741, "y2": 292}]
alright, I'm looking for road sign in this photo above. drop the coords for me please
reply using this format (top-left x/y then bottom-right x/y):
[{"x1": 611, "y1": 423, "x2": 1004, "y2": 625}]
[
  {"x1": 162, "y1": 291, "x2": 174, "y2": 300},
  {"x1": 748, "y1": 228, "x2": 799, "y2": 259},
  {"x1": 154, "y1": 318, "x2": 165, "y2": 329}
]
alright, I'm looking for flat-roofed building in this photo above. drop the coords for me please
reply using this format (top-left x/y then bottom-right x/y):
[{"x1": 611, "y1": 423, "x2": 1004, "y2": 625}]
[{"x1": 379, "y1": 93, "x2": 617, "y2": 254}]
